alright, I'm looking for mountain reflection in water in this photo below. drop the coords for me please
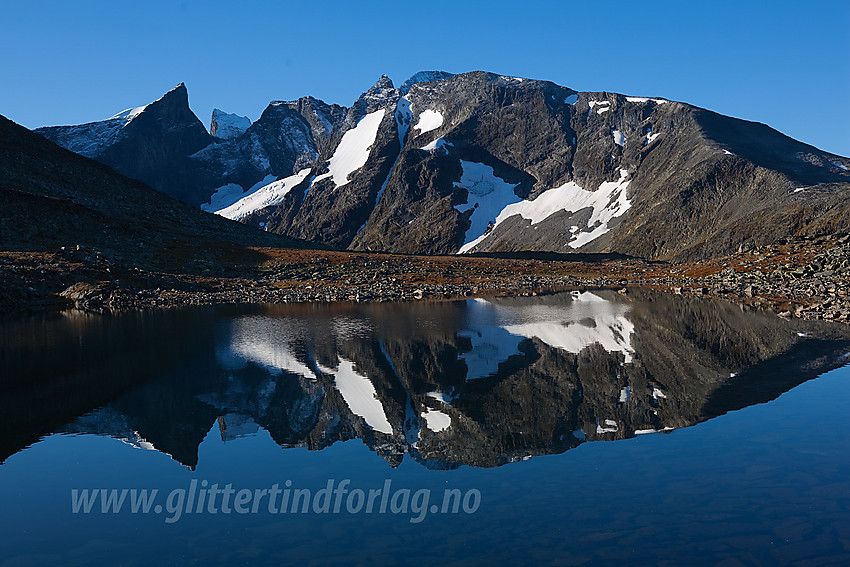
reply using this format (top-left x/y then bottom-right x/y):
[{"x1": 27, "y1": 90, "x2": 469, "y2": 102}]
[{"x1": 2, "y1": 289, "x2": 849, "y2": 469}]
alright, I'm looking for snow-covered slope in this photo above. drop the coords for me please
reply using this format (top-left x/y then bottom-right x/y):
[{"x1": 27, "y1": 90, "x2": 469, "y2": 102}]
[
  {"x1": 213, "y1": 169, "x2": 311, "y2": 220},
  {"x1": 312, "y1": 109, "x2": 385, "y2": 188},
  {"x1": 459, "y1": 168, "x2": 632, "y2": 253}
]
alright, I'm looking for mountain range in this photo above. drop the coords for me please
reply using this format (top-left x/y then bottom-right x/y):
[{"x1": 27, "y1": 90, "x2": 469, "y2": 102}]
[{"x1": 35, "y1": 71, "x2": 850, "y2": 261}]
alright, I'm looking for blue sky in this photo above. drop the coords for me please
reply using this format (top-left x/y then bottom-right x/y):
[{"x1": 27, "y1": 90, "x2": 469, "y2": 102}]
[{"x1": 2, "y1": 0, "x2": 848, "y2": 156}]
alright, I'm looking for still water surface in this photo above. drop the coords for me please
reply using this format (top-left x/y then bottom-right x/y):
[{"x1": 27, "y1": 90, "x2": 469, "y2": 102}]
[{"x1": 2, "y1": 290, "x2": 849, "y2": 565}]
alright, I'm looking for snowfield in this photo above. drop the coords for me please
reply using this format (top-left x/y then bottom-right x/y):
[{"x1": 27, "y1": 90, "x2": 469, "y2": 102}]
[
  {"x1": 625, "y1": 97, "x2": 669, "y2": 104},
  {"x1": 503, "y1": 291, "x2": 635, "y2": 363},
  {"x1": 457, "y1": 292, "x2": 636, "y2": 383},
  {"x1": 110, "y1": 105, "x2": 148, "y2": 124},
  {"x1": 588, "y1": 100, "x2": 611, "y2": 114},
  {"x1": 414, "y1": 109, "x2": 444, "y2": 134},
  {"x1": 202, "y1": 174, "x2": 275, "y2": 215},
  {"x1": 459, "y1": 169, "x2": 632, "y2": 253},
  {"x1": 420, "y1": 137, "x2": 452, "y2": 151},
  {"x1": 453, "y1": 161, "x2": 521, "y2": 252},
  {"x1": 313, "y1": 109, "x2": 385, "y2": 188},
  {"x1": 214, "y1": 169, "x2": 312, "y2": 220}
]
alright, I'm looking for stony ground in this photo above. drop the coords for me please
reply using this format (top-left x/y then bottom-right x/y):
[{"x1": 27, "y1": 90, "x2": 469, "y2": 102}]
[{"x1": 1, "y1": 234, "x2": 848, "y2": 323}]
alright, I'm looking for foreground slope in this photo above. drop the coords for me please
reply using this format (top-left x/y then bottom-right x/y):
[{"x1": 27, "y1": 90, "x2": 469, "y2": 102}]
[{"x1": 0, "y1": 114, "x2": 306, "y2": 270}]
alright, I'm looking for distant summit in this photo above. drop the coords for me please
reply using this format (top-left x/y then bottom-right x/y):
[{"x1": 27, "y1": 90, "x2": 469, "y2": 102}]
[{"x1": 210, "y1": 109, "x2": 251, "y2": 139}]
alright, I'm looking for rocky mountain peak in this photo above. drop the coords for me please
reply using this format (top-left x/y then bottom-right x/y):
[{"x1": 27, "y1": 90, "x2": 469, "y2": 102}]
[
  {"x1": 370, "y1": 74, "x2": 394, "y2": 92},
  {"x1": 358, "y1": 75, "x2": 397, "y2": 106},
  {"x1": 149, "y1": 82, "x2": 190, "y2": 109}
]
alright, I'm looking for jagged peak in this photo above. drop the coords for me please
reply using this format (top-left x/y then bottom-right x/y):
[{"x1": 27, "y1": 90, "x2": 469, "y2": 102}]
[
  {"x1": 399, "y1": 71, "x2": 455, "y2": 94},
  {"x1": 152, "y1": 82, "x2": 190, "y2": 105},
  {"x1": 351, "y1": 74, "x2": 398, "y2": 111},
  {"x1": 369, "y1": 74, "x2": 395, "y2": 93}
]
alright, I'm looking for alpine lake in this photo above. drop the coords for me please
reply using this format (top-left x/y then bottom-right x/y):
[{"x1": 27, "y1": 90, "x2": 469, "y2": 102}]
[{"x1": 2, "y1": 289, "x2": 849, "y2": 566}]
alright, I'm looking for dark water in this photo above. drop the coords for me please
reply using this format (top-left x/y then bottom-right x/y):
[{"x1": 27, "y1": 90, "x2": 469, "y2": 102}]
[{"x1": 2, "y1": 290, "x2": 850, "y2": 566}]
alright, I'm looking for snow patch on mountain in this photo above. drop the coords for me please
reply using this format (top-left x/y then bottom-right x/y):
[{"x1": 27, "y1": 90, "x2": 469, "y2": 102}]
[
  {"x1": 44, "y1": 105, "x2": 148, "y2": 158},
  {"x1": 313, "y1": 109, "x2": 385, "y2": 188},
  {"x1": 427, "y1": 391, "x2": 455, "y2": 404},
  {"x1": 215, "y1": 169, "x2": 311, "y2": 220},
  {"x1": 421, "y1": 137, "x2": 452, "y2": 152},
  {"x1": 218, "y1": 315, "x2": 316, "y2": 380},
  {"x1": 210, "y1": 109, "x2": 251, "y2": 139},
  {"x1": 566, "y1": 170, "x2": 632, "y2": 248},
  {"x1": 612, "y1": 130, "x2": 625, "y2": 147},
  {"x1": 833, "y1": 162, "x2": 849, "y2": 172},
  {"x1": 626, "y1": 97, "x2": 669, "y2": 104},
  {"x1": 395, "y1": 96, "x2": 412, "y2": 145},
  {"x1": 414, "y1": 109, "x2": 444, "y2": 134},
  {"x1": 459, "y1": 293, "x2": 635, "y2": 372},
  {"x1": 458, "y1": 323, "x2": 524, "y2": 380},
  {"x1": 588, "y1": 100, "x2": 611, "y2": 115},
  {"x1": 645, "y1": 129, "x2": 661, "y2": 145},
  {"x1": 202, "y1": 183, "x2": 245, "y2": 213},
  {"x1": 454, "y1": 161, "x2": 522, "y2": 252},
  {"x1": 459, "y1": 169, "x2": 632, "y2": 252},
  {"x1": 370, "y1": 98, "x2": 413, "y2": 214},
  {"x1": 202, "y1": 174, "x2": 275, "y2": 214}
]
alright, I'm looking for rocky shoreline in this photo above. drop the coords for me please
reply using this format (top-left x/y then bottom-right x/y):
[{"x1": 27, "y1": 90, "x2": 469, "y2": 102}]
[{"x1": 2, "y1": 235, "x2": 849, "y2": 323}]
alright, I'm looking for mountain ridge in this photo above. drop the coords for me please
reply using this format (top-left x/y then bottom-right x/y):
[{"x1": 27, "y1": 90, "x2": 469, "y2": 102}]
[{"x1": 34, "y1": 71, "x2": 850, "y2": 261}]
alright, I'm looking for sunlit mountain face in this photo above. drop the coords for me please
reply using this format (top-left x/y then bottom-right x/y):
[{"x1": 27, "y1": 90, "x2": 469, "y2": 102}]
[{"x1": 3, "y1": 290, "x2": 850, "y2": 469}]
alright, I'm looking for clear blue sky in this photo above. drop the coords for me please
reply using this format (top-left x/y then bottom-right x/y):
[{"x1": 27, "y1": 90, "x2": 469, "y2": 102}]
[{"x1": 2, "y1": 0, "x2": 848, "y2": 156}]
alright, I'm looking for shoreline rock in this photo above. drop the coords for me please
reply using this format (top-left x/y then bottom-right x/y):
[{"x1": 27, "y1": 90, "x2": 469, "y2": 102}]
[{"x1": 1, "y1": 237, "x2": 848, "y2": 324}]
